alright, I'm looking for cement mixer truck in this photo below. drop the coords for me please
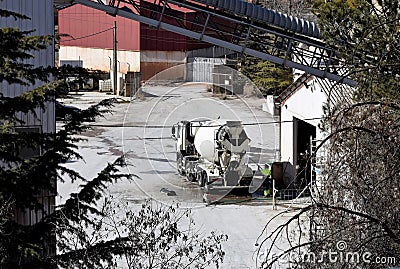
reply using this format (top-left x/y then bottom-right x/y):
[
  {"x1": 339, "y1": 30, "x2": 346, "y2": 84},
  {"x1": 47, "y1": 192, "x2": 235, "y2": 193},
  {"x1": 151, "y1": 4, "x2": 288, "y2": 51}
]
[{"x1": 171, "y1": 120, "x2": 255, "y2": 192}]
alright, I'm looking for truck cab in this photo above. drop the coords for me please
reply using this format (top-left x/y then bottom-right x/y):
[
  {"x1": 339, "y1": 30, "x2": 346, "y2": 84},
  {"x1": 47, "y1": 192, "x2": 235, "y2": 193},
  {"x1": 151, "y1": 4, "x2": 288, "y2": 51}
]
[{"x1": 172, "y1": 121, "x2": 200, "y2": 179}]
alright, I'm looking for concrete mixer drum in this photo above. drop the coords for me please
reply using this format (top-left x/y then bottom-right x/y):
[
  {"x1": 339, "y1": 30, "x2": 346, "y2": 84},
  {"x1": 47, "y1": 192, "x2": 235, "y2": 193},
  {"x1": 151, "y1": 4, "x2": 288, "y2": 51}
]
[{"x1": 172, "y1": 119, "x2": 254, "y2": 192}]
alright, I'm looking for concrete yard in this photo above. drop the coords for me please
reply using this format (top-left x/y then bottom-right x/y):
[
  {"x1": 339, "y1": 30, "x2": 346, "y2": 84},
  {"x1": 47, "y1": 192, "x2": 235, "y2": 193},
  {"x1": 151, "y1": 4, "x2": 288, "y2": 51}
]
[{"x1": 57, "y1": 82, "x2": 296, "y2": 269}]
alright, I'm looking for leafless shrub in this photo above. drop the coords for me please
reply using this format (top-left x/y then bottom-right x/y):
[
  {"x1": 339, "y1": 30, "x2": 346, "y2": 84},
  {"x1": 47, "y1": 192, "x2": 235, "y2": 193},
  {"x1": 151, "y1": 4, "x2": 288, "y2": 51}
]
[
  {"x1": 258, "y1": 101, "x2": 400, "y2": 268},
  {"x1": 57, "y1": 196, "x2": 228, "y2": 269}
]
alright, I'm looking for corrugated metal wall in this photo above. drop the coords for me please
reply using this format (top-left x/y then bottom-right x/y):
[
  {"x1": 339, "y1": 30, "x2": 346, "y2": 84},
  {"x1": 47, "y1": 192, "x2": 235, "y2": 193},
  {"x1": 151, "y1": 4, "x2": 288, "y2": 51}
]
[
  {"x1": 0, "y1": 0, "x2": 55, "y2": 134},
  {"x1": 59, "y1": 4, "x2": 140, "y2": 51},
  {"x1": 0, "y1": 0, "x2": 55, "y2": 227},
  {"x1": 139, "y1": 0, "x2": 210, "y2": 51},
  {"x1": 59, "y1": 2, "x2": 210, "y2": 52},
  {"x1": 139, "y1": 50, "x2": 186, "y2": 80},
  {"x1": 58, "y1": 1, "x2": 212, "y2": 81},
  {"x1": 140, "y1": 62, "x2": 184, "y2": 81},
  {"x1": 140, "y1": 23, "x2": 188, "y2": 51},
  {"x1": 190, "y1": 57, "x2": 226, "y2": 83}
]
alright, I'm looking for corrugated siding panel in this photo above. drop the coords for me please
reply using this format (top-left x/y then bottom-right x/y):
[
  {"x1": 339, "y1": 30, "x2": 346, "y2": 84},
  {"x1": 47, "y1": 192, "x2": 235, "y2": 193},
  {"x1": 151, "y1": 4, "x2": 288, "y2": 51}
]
[
  {"x1": 13, "y1": 195, "x2": 55, "y2": 225},
  {"x1": 140, "y1": 62, "x2": 184, "y2": 81},
  {"x1": 139, "y1": 0, "x2": 194, "y2": 51},
  {"x1": 0, "y1": 0, "x2": 55, "y2": 134},
  {"x1": 59, "y1": 4, "x2": 140, "y2": 51},
  {"x1": 140, "y1": 23, "x2": 188, "y2": 51},
  {"x1": 58, "y1": 2, "x2": 209, "y2": 52},
  {"x1": 1, "y1": 1, "x2": 56, "y2": 228},
  {"x1": 185, "y1": 12, "x2": 214, "y2": 51}
]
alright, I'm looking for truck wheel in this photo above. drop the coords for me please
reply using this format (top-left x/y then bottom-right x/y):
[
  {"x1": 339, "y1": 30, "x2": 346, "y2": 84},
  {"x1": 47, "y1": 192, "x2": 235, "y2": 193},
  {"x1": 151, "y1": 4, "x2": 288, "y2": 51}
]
[
  {"x1": 187, "y1": 172, "x2": 195, "y2": 182},
  {"x1": 178, "y1": 161, "x2": 184, "y2": 175},
  {"x1": 177, "y1": 154, "x2": 185, "y2": 175},
  {"x1": 185, "y1": 162, "x2": 194, "y2": 181}
]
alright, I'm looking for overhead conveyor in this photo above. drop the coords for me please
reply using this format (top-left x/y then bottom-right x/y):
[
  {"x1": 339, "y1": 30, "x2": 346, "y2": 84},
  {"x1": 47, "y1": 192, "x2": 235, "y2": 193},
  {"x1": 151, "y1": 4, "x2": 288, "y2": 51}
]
[
  {"x1": 193, "y1": 0, "x2": 320, "y2": 38},
  {"x1": 56, "y1": 0, "x2": 357, "y2": 86}
]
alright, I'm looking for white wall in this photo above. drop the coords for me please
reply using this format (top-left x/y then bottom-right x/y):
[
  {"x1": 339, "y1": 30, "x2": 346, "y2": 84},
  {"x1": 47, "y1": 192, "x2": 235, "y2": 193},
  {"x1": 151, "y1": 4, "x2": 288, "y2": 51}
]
[
  {"x1": 59, "y1": 46, "x2": 141, "y2": 73},
  {"x1": 140, "y1": 50, "x2": 186, "y2": 63},
  {"x1": 59, "y1": 47, "x2": 187, "y2": 71},
  {"x1": 280, "y1": 78, "x2": 326, "y2": 175}
]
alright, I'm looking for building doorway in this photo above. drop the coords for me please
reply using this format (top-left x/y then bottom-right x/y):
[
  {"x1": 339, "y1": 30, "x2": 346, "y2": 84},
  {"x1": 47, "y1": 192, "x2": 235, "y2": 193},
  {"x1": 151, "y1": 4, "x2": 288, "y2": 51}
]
[{"x1": 293, "y1": 117, "x2": 316, "y2": 187}]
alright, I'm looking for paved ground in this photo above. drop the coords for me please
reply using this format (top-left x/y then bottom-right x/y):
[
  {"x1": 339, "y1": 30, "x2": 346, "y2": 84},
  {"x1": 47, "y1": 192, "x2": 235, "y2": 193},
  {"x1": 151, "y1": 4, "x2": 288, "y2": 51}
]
[{"x1": 57, "y1": 83, "x2": 297, "y2": 269}]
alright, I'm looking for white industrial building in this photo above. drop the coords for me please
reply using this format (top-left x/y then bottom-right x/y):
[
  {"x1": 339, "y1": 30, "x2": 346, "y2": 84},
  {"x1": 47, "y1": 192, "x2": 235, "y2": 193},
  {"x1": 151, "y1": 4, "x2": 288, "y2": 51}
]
[{"x1": 265, "y1": 72, "x2": 352, "y2": 182}]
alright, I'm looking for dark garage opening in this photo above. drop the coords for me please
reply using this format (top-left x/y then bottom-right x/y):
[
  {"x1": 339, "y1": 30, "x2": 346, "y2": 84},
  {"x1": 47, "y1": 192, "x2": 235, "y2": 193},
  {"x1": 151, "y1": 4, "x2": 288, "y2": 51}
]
[{"x1": 293, "y1": 117, "x2": 316, "y2": 188}]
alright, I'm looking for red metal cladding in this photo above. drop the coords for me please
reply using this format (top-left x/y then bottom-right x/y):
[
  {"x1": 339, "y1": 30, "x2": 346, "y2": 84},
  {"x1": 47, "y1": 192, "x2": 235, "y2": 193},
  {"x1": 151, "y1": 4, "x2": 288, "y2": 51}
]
[
  {"x1": 140, "y1": 62, "x2": 184, "y2": 81},
  {"x1": 138, "y1": 0, "x2": 209, "y2": 51},
  {"x1": 140, "y1": 24, "x2": 188, "y2": 51},
  {"x1": 59, "y1": 2, "x2": 210, "y2": 52},
  {"x1": 140, "y1": 0, "x2": 193, "y2": 12},
  {"x1": 58, "y1": 4, "x2": 140, "y2": 51}
]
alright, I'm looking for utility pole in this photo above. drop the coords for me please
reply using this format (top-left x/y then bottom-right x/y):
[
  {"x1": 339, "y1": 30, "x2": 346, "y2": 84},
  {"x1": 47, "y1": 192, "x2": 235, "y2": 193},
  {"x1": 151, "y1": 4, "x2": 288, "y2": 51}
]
[{"x1": 113, "y1": 21, "x2": 118, "y2": 95}]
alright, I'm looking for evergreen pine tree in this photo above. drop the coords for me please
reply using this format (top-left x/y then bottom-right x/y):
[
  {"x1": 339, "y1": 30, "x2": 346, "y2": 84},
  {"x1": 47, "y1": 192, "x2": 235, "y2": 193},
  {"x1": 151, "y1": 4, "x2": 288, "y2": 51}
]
[
  {"x1": 0, "y1": 5, "x2": 127, "y2": 268},
  {"x1": 0, "y1": 5, "x2": 227, "y2": 269}
]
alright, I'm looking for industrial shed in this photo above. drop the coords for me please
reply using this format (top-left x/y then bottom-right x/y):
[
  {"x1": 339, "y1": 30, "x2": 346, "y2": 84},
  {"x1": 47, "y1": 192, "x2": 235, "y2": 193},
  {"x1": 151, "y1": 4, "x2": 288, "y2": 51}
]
[
  {"x1": 57, "y1": 1, "x2": 211, "y2": 82},
  {"x1": 265, "y1": 72, "x2": 353, "y2": 185}
]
